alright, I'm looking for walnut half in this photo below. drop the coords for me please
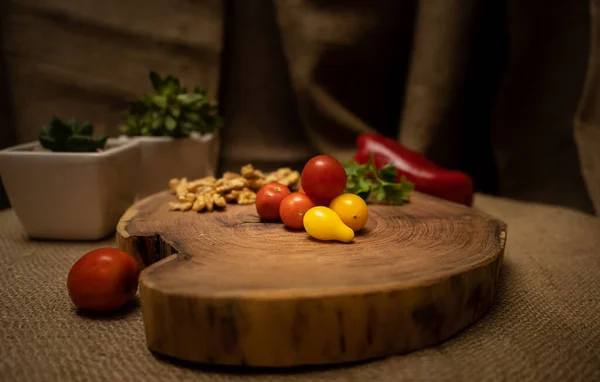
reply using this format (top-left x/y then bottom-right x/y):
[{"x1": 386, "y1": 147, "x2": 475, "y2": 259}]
[
  {"x1": 168, "y1": 201, "x2": 192, "y2": 211},
  {"x1": 192, "y1": 192, "x2": 227, "y2": 212},
  {"x1": 237, "y1": 188, "x2": 257, "y2": 205}
]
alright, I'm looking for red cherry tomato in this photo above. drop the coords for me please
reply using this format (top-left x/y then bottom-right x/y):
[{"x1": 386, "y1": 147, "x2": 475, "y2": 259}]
[
  {"x1": 255, "y1": 182, "x2": 291, "y2": 221},
  {"x1": 299, "y1": 186, "x2": 330, "y2": 206},
  {"x1": 300, "y1": 155, "x2": 347, "y2": 202},
  {"x1": 279, "y1": 192, "x2": 317, "y2": 229},
  {"x1": 67, "y1": 247, "x2": 139, "y2": 312}
]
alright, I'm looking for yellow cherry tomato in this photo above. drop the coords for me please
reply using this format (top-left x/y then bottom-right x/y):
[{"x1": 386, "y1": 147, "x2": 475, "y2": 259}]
[
  {"x1": 303, "y1": 206, "x2": 354, "y2": 243},
  {"x1": 328, "y1": 194, "x2": 369, "y2": 232}
]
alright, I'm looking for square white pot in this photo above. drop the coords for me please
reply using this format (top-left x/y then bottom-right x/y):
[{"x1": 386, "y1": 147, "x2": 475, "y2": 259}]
[
  {"x1": 0, "y1": 138, "x2": 140, "y2": 240},
  {"x1": 120, "y1": 132, "x2": 220, "y2": 199}
]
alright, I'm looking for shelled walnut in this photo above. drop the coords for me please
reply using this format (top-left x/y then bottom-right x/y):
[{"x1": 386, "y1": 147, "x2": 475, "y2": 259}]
[
  {"x1": 167, "y1": 164, "x2": 299, "y2": 213},
  {"x1": 236, "y1": 188, "x2": 257, "y2": 204},
  {"x1": 242, "y1": 164, "x2": 299, "y2": 191},
  {"x1": 192, "y1": 192, "x2": 226, "y2": 212}
]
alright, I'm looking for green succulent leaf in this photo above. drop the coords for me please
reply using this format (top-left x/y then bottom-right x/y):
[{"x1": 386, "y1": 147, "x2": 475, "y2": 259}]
[
  {"x1": 176, "y1": 93, "x2": 193, "y2": 106},
  {"x1": 151, "y1": 116, "x2": 163, "y2": 130},
  {"x1": 181, "y1": 121, "x2": 193, "y2": 130},
  {"x1": 47, "y1": 116, "x2": 71, "y2": 141},
  {"x1": 66, "y1": 135, "x2": 106, "y2": 152},
  {"x1": 76, "y1": 122, "x2": 94, "y2": 136},
  {"x1": 39, "y1": 117, "x2": 107, "y2": 152},
  {"x1": 185, "y1": 112, "x2": 202, "y2": 123},
  {"x1": 121, "y1": 70, "x2": 223, "y2": 138},
  {"x1": 152, "y1": 95, "x2": 167, "y2": 109},
  {"x1": 39, "y1": 134, "x2": 58, "y2": 151},
  {"x1": 150, "y1": 71, "x2": 163, "y2": 91},
  {"x1": 95, "y1": 135, "x2": 109, "y2": 149},
  {"x1": 165, "y1": 116, "x2": 177, "y2": 131}
]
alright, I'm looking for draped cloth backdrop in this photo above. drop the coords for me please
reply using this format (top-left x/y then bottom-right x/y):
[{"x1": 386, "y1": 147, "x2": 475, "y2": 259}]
[{"x1": 1, "y1": 0, "x2": 598, "y2": 215}]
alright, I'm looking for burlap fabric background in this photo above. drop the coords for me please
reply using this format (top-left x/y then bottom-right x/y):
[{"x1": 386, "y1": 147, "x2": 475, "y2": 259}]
[
  {"x1": 3, "y1": 0, "x2": 599, "y2": 214},
  {"x1": 1, "y1": 193, "x2": 599, "y2": 381}
]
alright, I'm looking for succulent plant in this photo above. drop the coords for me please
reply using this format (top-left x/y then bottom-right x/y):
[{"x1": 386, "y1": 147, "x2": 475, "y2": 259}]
[
  {"x1": 120, "y1": 71, "x2": 223, "y2": 138},
  {"x1": 39, "y1": 116, "x2": 108, "y2": 152}
]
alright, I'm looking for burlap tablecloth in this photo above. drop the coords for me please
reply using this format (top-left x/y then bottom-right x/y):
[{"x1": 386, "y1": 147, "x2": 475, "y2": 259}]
[{"x1": 1, "y1": 194, "x2": 599, "y2": 381}]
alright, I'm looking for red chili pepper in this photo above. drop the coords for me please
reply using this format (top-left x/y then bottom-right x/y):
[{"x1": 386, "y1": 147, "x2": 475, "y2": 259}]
[{"x1": 352, "y1": 133, "x2": 474, "y2": 206}]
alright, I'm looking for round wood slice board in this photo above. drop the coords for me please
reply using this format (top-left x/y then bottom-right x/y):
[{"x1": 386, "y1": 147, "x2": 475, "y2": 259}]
[{"x1": 116, "y1": 190, "x2": 507, "y2": 368}]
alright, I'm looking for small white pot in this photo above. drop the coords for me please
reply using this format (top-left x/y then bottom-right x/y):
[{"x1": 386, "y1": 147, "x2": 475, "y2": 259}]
[
  {"x1": 119, "y1": 132, "x2": 220, "y2": 199},
  {"x1": 0, "y1": 138, "x2": 140, "y2": 240}
]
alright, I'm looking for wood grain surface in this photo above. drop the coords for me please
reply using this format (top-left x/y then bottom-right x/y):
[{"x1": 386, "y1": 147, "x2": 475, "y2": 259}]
[{"x1": 116, "y1": 191, "x2": 507, "y2": 367}]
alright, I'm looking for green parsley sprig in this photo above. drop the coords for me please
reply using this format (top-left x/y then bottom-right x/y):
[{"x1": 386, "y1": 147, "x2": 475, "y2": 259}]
[{"x1": 343, "y1": 155, "x2": 414, "y2": 205}]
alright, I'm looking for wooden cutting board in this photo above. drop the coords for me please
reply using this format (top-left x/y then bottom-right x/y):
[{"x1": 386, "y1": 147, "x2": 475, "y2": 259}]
[{"x1": 116, "y1": 190, "x2": 507, "y2": 367}]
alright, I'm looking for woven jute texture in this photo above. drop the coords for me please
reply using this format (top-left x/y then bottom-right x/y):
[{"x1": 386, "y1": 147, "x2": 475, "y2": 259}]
[{"x1": 1, "y1": 194, "x2": 599, "y2": 381}]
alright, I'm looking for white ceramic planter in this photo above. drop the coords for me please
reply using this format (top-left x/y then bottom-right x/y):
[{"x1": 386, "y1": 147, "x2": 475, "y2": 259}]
[
  {"x1": 0, "y1": 138, "x2": 140, "y2": 240},
  {"x1": 120, "y1": 132, "x2": 220, "y2": 199}
]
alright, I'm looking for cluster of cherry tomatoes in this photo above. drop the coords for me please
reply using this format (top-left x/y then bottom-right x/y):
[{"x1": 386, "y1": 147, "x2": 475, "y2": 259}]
[{"x1": 255, "y1": 155, "x2": 368, "y2": 242}]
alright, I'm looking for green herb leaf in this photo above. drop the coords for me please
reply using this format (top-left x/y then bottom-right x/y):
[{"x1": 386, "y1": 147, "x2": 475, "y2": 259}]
[
  {"x1": 357, "y1": 177, "x2": 373, "y2": 193},
  {"x1": 344, "y1": 161, "x2": 359, "y2": 177},
  {"x1": 356, "y1": 178, "x2": 373, "y2": 200},
  {"x1": 383, "y1": 182, "x2": 413, "y2": 205},
  {"x1": 343, "y1": 154, "x2": 414, "y2": 205},
  {"x1": 379, "y1": 164, "x2": 398, "y2": 182}
]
